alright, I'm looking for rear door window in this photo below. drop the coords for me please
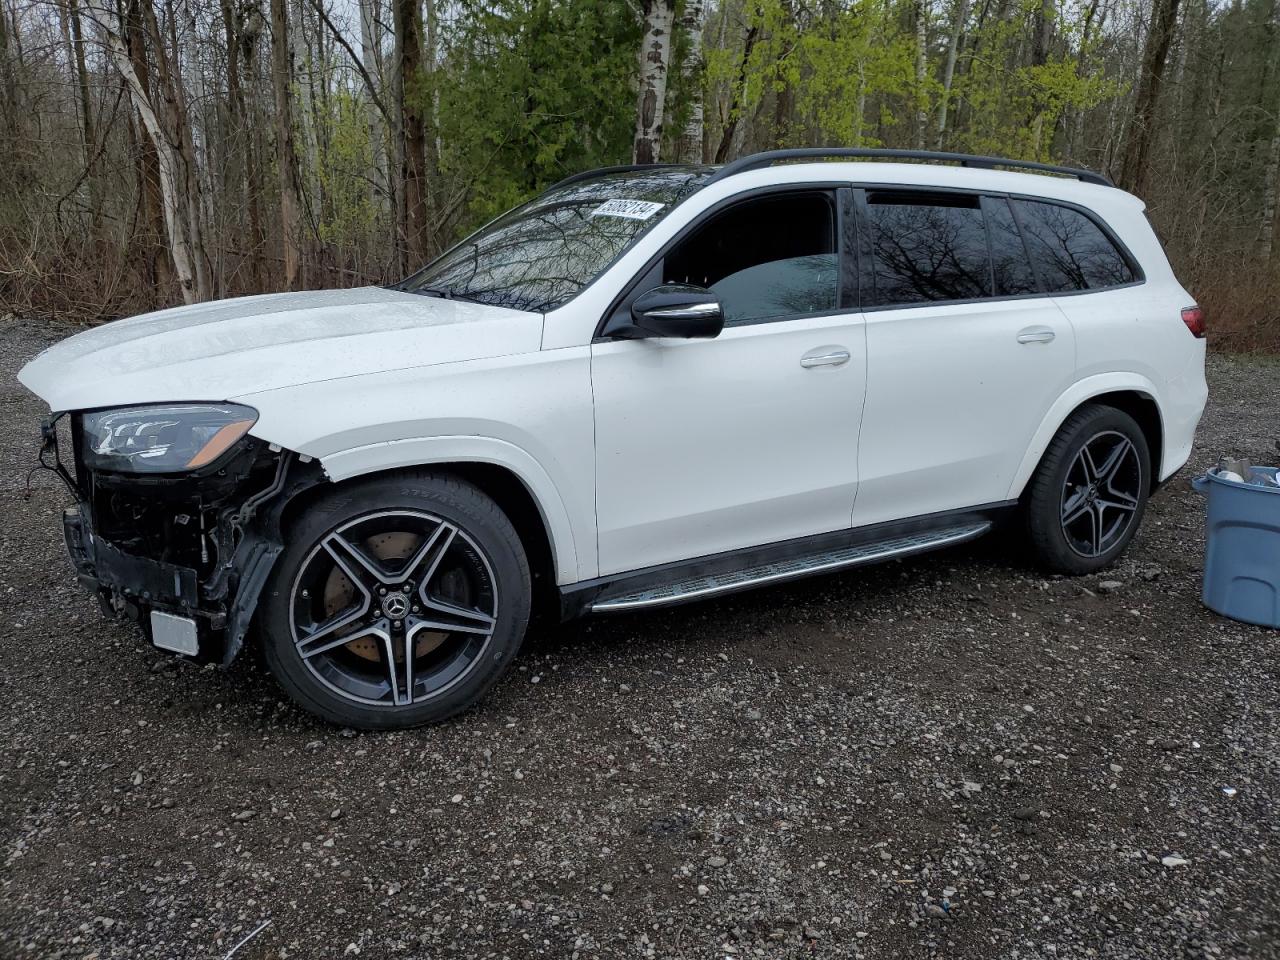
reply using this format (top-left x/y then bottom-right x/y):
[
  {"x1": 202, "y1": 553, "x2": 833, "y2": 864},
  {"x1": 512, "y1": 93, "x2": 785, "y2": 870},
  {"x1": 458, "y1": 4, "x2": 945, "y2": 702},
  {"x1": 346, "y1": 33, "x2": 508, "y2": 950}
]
[
  {"x1": 863, "y1": 191, "x2": 992, "y2": 306},
  {"x1": 984, "y1": 196, "x2": 1039, "y2": 296},
  {"x1": 1011, "y1": 199, "x2": 1136, "y2": 292}
]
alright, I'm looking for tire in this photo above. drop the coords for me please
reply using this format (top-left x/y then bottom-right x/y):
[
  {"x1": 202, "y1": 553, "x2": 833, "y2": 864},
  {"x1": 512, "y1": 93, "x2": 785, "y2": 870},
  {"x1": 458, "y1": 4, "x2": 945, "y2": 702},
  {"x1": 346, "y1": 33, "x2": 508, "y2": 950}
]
[
  {"x1": 1025, "y1": 404, "x2": 1151, "y2": 576},
  {"x1": 260, "y1": 472, "x2": 530, "y2": 729}
]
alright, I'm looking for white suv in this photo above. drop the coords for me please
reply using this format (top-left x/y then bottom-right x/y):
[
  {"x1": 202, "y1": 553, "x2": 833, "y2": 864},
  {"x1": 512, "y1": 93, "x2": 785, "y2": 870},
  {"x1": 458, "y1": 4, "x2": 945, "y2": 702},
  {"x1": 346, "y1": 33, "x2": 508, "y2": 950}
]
[{"x1": 19, "y1": 149, "x2": 1208, "y2": 728}]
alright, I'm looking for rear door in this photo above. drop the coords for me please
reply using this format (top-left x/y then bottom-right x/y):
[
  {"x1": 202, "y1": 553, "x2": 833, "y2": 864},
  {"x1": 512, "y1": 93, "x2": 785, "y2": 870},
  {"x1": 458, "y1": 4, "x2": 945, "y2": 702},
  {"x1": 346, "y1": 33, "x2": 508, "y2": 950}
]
[{"x1": 853, "y1": 189, "x2": 1078, "y2": 527}]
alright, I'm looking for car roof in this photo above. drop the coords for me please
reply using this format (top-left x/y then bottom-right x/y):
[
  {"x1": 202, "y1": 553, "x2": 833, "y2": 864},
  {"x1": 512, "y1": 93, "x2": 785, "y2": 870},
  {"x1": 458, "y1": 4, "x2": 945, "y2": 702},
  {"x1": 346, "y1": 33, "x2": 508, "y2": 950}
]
[{"x1": 550, "y1": 150, "x2": 1134, "y2": 211}]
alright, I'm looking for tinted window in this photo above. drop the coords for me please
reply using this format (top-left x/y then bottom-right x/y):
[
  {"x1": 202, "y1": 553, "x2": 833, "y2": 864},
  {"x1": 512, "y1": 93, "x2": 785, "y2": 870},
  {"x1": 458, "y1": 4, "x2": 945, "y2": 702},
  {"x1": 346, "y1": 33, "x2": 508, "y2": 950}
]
[
  {"x1": 865, "y1": 192, "x2": 992, "y2": 305},
  {"x1": 402, "y1": 168, "x2": 711, "y2": 312},
  {"x1": 1011, "y1": 199, "x2": 1135, "y2": 292},
  {"x1": 986, "y1": 197, "x2": 1039, "y2": 295},
  {"x1": 665, "y1": 192, "x2": 838, "y2": 324}
]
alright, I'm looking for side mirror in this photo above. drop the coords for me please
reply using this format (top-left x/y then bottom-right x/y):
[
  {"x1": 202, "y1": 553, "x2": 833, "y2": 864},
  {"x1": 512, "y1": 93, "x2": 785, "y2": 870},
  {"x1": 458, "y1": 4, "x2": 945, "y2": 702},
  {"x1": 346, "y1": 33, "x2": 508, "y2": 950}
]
[{"x1": 628, "y1": 284, "x2": 724, "y2": 339}]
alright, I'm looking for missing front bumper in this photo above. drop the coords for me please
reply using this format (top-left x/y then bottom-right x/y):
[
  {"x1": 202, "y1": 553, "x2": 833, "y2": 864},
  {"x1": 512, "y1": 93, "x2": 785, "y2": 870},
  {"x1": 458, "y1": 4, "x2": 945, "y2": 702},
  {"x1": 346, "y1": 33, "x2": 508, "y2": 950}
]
[{"x1": 62, "y1": 504, "x2": 223, "y2": 659}]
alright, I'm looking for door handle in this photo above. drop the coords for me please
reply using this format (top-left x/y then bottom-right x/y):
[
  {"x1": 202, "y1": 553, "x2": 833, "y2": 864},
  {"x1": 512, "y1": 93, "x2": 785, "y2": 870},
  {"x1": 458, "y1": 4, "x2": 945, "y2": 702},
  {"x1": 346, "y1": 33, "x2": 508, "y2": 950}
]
[
  {"x1": 800, "y1": 348, "x2": 851, "y2": 368},
  {"x1": 1017, "y1": 326, "x2": 1056, "y2": 344}
]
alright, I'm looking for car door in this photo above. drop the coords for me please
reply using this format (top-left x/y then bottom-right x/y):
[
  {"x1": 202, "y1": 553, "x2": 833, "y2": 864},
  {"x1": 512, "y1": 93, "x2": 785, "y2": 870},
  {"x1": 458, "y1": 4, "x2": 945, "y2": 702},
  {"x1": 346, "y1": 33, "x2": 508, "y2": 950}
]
[
  {"x1": 852, "y1": 189, "x2": 1078, "y2": 528},
  {"x1": 590, "y1": 187, "x2": 868, "y2": 577}
]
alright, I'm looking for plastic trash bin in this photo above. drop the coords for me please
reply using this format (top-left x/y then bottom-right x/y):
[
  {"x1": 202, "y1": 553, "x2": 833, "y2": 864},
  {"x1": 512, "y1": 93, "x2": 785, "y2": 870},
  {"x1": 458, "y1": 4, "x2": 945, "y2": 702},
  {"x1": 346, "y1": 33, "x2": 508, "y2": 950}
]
[{"x1": 1192, "y1": 466, "x2": 1280, "y2": 628}]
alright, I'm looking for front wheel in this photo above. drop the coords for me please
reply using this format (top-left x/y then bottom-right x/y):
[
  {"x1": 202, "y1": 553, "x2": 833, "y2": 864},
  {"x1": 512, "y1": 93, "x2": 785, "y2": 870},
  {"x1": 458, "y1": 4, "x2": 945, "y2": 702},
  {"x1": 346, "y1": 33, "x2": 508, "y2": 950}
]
[
  {"x1": 260, "y1": 472, "x2": 531, "y2": 729},
  {"x1": 1025, "y1": 405, "x2": 1151, "y2": 575}
]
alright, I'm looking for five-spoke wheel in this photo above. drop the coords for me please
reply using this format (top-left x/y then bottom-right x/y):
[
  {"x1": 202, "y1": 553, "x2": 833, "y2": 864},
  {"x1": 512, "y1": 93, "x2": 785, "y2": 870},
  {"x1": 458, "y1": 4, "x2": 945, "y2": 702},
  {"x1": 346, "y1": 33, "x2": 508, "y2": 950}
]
[
  {"x1": 1027, "y1": 405, "x2": 1150, "y2": 574},
  {"x1": 262, "y1": 474, "x2": 530, "y2": 729},
  {"x1": 1058, "y1": 431, "x2": 1143, "y2": 558}
]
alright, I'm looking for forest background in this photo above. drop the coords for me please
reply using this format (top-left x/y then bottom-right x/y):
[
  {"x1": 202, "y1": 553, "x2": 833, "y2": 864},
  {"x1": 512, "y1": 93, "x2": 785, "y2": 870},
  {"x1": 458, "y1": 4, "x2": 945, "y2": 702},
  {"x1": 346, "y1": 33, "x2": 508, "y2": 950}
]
[{"x1": 1, "y1": 0, "x2": 1274, "y2": 348}]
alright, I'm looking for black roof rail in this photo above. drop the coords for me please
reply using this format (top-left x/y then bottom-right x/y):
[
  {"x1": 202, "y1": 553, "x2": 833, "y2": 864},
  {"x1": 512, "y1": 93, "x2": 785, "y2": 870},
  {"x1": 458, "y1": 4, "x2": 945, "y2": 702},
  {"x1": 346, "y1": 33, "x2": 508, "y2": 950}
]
[
  {"x1": 707, "y1": 148, "x2": 1114, "y2": 187},
  {"x1": 547, "y1": 163, "x2": 705, "y2": 192}
]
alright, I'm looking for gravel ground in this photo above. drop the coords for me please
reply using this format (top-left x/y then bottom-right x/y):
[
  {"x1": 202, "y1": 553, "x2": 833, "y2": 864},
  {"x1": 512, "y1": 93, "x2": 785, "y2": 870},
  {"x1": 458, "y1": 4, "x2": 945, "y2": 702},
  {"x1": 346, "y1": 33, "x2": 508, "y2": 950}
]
[{"x1": 1, "y1": 314, "x2": 1278, "y2": 960}]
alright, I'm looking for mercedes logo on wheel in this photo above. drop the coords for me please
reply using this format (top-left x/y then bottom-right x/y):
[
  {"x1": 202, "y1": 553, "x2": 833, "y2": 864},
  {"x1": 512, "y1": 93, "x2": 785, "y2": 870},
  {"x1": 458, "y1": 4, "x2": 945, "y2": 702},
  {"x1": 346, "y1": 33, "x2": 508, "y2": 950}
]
[{"x1": 381, "y1": 593, "x2": 410, "y2": 619}]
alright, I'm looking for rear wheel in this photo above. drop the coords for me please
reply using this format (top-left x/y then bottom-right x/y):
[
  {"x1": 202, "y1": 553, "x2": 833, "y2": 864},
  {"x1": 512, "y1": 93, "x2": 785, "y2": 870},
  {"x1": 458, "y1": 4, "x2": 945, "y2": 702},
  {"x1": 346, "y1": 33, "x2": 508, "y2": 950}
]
[
  {"x1": 261, "y1": 473, "x2": 530, "y2": 729},
  {"x1": 1026, "y1": 405, "x2": 1150, "y2": 575}
]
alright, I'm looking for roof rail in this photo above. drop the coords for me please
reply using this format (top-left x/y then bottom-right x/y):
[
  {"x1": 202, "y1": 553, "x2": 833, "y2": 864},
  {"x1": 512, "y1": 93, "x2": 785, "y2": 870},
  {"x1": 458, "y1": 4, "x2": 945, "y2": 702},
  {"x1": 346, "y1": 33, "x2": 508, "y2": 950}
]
[
  {"x1": 707, "y1": 148, "x2": 1114, "y2": 187},
  {"x1": 547, "y1": 163, "x2": 703, "y2": 192}
]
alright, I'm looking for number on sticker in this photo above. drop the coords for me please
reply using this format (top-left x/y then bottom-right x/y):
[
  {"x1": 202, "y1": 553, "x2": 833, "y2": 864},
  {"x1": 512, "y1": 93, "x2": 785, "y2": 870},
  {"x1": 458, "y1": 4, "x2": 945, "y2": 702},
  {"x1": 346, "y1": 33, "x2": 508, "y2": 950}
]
[{"x1": 591, "y1": 199, "x2": 665, "y2": 221}]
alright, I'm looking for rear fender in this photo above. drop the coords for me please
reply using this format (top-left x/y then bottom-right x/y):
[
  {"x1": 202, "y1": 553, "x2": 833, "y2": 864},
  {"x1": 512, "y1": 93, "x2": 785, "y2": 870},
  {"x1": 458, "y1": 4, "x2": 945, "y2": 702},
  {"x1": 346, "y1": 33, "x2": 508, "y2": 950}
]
[{"x1": 1007, "y1": 373, "x2": 1163, "y2": 500}]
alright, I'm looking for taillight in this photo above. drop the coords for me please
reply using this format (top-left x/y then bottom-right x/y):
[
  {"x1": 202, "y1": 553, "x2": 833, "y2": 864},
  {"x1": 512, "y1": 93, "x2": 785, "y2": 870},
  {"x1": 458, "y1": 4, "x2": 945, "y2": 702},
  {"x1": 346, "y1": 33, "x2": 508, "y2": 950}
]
[{"x1": 1181, "y1": 305, "x2": 1206, "y2": 338}]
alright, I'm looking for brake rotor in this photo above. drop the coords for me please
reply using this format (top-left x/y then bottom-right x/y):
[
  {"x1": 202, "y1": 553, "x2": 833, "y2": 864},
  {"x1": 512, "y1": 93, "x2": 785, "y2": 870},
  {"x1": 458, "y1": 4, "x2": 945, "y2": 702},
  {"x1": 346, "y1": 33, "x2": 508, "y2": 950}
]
[{"x1": 323, "y1": 531, "x2": 447, "y2": 662}]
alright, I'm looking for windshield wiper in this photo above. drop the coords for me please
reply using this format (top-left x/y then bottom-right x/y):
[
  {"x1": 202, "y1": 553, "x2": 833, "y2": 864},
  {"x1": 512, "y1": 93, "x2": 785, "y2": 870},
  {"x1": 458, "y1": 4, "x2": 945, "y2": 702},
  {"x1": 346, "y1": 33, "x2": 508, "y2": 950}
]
[
  {"x1": 411, "y1": 285, "x2": 489, "y2": 305},
  {"x1": 414, "y1": 285, "x2": 457, "y2": 300}
]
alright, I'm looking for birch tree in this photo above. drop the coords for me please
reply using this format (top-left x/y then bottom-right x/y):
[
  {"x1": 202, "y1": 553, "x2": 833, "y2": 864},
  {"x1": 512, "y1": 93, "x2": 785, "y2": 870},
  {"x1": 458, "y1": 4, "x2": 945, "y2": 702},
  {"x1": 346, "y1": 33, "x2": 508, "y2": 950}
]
[
  {"x1": 633, "y1": 0, "x2": 677, "y2": 164},
  {"x1": 676, "y1": 0, "x2": 706, "y2": 162},
  {"x1": 86, "y1": 3, "x2": 202, "y2": 302},
  {"x1": 935, "y1": 0, "x2": 969, "y2": 147}
]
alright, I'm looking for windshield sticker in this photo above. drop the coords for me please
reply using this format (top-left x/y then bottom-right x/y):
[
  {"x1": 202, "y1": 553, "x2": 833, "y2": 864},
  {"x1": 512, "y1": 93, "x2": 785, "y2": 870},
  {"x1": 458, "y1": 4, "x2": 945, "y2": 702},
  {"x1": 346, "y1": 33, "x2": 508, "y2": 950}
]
[{"x1": 590, "y1": 199, "x2": 666, "y2": 221}]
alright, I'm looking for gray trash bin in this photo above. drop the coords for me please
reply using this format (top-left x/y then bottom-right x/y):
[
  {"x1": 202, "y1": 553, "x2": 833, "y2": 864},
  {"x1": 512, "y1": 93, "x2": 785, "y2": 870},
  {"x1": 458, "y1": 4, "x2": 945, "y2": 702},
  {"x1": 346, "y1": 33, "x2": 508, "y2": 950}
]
[{"x1": 1192, "y1": 466, "x2": 1280, "y2": 628}]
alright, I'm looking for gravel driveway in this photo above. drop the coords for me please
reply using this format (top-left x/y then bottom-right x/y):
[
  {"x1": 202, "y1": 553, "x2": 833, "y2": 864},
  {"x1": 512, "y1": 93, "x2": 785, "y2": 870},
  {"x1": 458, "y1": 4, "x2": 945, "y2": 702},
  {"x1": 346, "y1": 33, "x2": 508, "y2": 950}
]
[{"x1": 1, "y1": 315, "x2": 1277, "y2": 960}]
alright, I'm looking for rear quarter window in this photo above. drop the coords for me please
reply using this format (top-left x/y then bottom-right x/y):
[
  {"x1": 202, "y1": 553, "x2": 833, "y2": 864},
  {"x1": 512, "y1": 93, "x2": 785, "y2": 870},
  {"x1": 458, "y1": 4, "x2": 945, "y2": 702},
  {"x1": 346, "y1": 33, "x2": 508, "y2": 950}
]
[{"x1": 1011, "y1": 199, "x2": 1136, "y2": 293}]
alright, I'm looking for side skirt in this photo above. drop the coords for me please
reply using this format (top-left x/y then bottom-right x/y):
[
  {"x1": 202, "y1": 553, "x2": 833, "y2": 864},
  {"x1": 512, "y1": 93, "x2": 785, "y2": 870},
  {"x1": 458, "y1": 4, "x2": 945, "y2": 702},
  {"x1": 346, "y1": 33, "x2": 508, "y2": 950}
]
[{"x1": 559, "y1": 502, "x2": 1017, "y2": 619}]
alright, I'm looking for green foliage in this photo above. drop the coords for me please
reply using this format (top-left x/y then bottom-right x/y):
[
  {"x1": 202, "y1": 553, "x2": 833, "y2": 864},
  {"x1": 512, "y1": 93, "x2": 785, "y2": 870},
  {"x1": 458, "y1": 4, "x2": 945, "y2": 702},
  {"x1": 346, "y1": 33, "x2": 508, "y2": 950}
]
[
  {"x1": 947, "y1": 3, "x2": 1120, "y2": 160},
  {"x1": 797, "y1": 1, "x2": 917, "y2": 147},
  {"x1": 315, "y1": 89, "x2": 378, "y2": 251},
  {"x1": 437, "y1": 0, "x2": 640, "y2": 230}
]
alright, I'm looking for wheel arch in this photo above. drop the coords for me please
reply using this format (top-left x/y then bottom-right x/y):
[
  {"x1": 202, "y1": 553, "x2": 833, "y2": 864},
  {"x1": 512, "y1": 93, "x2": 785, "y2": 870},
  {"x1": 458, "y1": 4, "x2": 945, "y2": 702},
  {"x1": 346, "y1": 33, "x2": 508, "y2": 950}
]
[
  {"x1": 307, "y1": 437, "x2": 584, "y2": 588},
  {"x1": 1009, "y1": 375, "x2": 1165, "y2": 500}
]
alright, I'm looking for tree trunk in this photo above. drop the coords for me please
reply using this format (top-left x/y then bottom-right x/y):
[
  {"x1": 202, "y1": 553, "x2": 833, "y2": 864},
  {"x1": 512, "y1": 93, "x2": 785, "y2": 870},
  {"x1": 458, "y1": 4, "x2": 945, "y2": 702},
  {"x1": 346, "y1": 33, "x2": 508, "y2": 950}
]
[
  {"x1": 394, "y1": 0, "x2": 430, "y2": 267},
  {"x1": 358, "y1": 0, "x2": 387, "y2": 212},
  {"x1": 95, "y1": 18, "x2": 199, "y2": 303},
  {"x1": 1067, "y1": 0, "x2": 1101, "y2": 160},
  {"x1": 1117, "y1": 0, "x2": 1182, "y2": 196},
  {"x1": 713, "y1": 22, "x2": 759, "y2": 164},
  {"x1": 290, "y1": 0, "x2": 320, "y2": 219},
  {"x1": 121, "y1": 0, "x2": 172, "y2": 293},
  {"x1": 0, "y1": 0, "x2": 15, "y2": 134},
  {"x1": 67, "y1": 0, "x2": 102, "y2": 237},
  {"x1": 146, "y1": 0, "x2": 211, "y2": 300},
  {"x1": 633, "y1": 0, "x2": 677, "y2": 164},
  {"x1": 1030, "y1": 0, "x2": 1053, "y2": 66},
  {"x1": 1262, "y1": 126, "x2": 1280, "y2": 261},
  {"x1": 423, "y1": 0, "x2": 439, "y2": 245},
  {"x1": 271, "y1": 0, "x2": 305, "y2": 289},
  {"x1": 222, "y1": 0, "x2": 265, "y2": 288},
  {"x1": 935, "y1": 0, "x2": 969, "y2": 148},
  {"x1": 676, "y1": 0, "x2": 706, "y2": 162},
  {"x1": 914, "y1": 0, "x2": 928, "y2": 150}
]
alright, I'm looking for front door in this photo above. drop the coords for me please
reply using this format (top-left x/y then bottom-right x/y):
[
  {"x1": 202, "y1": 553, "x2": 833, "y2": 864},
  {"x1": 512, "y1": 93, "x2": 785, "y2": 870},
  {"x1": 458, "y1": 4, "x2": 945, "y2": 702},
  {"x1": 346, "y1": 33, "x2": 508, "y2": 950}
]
[{"x1": 591, "y1": 189, "x2": 868, "y2": 577}]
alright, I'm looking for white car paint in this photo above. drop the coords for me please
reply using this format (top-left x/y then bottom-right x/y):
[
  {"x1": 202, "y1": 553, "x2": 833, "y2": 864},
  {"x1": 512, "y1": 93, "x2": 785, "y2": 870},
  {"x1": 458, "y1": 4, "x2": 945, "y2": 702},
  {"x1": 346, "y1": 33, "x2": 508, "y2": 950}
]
[
  {"x1": 853, "y1": 294, "x2": 1078, "y2": 528},
  {"x1": 17, "y1": 286, "x2": 542, "y2": 411},
  {"x1": 592, "y1": 312, "x2": 867, "y2": 576},
  {"x1": 18, "y1": 160, "x2": 1208, "y2": 590}
]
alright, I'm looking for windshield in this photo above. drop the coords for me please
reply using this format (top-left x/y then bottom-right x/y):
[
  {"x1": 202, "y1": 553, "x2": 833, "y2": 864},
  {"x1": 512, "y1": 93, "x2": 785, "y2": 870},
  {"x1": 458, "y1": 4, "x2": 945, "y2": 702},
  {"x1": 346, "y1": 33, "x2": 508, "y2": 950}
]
[{"x1": 400, "y1": 167, "x2": 711, "y2": 312}]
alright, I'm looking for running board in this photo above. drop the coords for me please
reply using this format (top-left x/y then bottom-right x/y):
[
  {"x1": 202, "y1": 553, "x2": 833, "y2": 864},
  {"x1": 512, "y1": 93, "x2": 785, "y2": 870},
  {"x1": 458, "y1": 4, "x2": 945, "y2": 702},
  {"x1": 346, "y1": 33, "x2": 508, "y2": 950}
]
[{"x1": 589, "y1": 521, "x2": 992, "y2": 613}]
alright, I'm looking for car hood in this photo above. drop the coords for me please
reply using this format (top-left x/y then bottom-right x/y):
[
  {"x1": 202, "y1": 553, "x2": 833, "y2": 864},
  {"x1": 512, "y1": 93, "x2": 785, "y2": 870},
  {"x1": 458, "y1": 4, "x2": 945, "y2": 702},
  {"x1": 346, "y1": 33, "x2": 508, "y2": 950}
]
[
  {"x1": 18, "y1": 287, "x2": 543, "y2": 412},
  {"x1": 18, "y1": 281, "x2": 540, "y2": 409}
]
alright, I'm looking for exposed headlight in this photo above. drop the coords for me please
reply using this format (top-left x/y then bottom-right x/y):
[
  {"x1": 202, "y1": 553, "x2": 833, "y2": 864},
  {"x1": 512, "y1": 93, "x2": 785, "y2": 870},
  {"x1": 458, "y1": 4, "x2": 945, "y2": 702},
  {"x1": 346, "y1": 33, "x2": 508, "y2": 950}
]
[{"x1": 79, "y1": 403, "x2": 258, "y2": 474}]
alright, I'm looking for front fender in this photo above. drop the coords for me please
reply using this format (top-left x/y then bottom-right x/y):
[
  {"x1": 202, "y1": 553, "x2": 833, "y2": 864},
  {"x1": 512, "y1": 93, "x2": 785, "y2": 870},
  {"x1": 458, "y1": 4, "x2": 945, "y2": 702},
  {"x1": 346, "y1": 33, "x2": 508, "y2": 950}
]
[
  {"x1": 318, "y1": 435, "x2": 584, "y2": 585},
  {"x1": 1006, "y1": 372, "x2": 1164, "y2": 500}
]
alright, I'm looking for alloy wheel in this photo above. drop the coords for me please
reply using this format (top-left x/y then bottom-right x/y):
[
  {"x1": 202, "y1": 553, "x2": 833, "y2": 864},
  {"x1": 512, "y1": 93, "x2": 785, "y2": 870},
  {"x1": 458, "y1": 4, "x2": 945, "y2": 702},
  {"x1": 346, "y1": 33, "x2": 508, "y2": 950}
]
[
  {"x1": 1058, "y1": 430, "x2": 1143, "y2": 558},
  {"x1": 289, "y1": 510, "x2": 498, "y2": 708}
]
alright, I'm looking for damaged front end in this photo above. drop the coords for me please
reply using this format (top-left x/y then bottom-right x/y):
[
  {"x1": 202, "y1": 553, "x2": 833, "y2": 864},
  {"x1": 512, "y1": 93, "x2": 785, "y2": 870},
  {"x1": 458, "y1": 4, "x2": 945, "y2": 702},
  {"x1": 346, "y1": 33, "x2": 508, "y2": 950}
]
[{"x1": 41, "y1": 408, "x2": 324, "y2": 664}]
